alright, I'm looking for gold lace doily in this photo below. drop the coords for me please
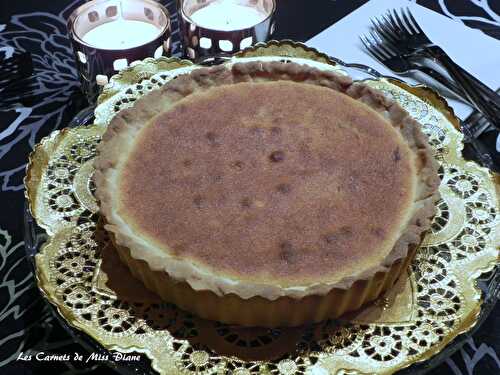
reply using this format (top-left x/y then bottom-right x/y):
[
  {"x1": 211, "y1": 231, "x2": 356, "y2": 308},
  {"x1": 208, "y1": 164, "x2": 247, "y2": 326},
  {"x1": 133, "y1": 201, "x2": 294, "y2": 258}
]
[{"x1": 26, "y1": 42, "x2": 499, "y2": 375}]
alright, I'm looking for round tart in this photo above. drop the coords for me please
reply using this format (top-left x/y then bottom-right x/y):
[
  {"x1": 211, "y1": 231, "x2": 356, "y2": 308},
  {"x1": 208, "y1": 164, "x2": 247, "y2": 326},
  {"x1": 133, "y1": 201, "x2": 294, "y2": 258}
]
[{"x1": 94, "y1": 61, "x2": 440, "y2": 327}]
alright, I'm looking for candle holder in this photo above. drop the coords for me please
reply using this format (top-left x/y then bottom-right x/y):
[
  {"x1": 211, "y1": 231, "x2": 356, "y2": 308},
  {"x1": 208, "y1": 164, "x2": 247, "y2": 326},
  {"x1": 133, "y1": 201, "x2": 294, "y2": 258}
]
[
  {"x1": 67, "y1": 0, "x2": 172, "y2": 103},
  {"x1": 179, "y1": 0, "x2": 276, "y2": 60}
]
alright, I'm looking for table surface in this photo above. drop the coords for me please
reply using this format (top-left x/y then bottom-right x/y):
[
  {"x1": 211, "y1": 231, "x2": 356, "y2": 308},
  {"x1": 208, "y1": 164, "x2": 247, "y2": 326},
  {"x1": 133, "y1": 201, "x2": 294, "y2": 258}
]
[{"x1": 0, "y1": 0, "x2": 498, "y2": 374}]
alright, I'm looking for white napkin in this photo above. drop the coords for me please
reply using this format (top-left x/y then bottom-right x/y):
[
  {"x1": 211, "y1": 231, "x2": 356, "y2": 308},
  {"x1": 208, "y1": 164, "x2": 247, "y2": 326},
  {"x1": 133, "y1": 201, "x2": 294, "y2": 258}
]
[{"x1": 306, "y1": 0, "x2": 500, "y2": 120}]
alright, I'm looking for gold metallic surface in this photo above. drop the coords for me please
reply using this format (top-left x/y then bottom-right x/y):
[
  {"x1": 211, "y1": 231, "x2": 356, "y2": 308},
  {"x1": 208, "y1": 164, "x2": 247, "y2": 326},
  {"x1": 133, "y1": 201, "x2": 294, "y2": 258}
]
[{"x1": 26, "y1": 42, "x2": 499, "y2": 374}]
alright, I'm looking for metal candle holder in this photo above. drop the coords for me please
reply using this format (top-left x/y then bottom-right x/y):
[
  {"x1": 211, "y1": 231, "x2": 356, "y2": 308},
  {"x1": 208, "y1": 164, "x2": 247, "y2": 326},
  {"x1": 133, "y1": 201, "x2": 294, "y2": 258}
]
[
  {"x1": 179, "y1": 0, "x2": 276, "y2": 60},
  {"x1": 67, "y1": 0, "x2": 172, "y2": 102}
]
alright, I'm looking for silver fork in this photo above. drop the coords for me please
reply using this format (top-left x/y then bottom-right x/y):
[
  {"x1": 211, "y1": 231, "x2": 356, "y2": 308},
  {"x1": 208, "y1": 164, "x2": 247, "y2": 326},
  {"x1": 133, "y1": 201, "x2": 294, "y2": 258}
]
[
  {"x1": 360, "y1": 33, "x2": 470, "y2": 104},
  {"x1": 370, "y1": 8, "x2": 500, "y2": 132},
  {"x1": 378, "y1": 8, "x2": 500, "y2": 109},
  {"x1": 362, "y1": 31, "x2": 499, "y2": 138}
]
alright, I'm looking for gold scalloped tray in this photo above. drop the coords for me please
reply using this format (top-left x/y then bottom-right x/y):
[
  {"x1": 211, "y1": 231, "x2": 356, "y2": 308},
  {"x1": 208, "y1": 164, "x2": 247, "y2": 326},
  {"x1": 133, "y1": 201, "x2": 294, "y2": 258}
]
[{"x1": 25, "y1": 41, "x2": 499, "y2": 375}]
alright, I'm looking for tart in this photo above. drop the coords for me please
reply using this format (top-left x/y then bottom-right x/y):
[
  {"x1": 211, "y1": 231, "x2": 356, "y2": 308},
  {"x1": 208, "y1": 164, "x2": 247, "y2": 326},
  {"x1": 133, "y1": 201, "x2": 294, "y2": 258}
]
[{"x1": 94, "y1": 61, "x2": 440, "y2": 327}]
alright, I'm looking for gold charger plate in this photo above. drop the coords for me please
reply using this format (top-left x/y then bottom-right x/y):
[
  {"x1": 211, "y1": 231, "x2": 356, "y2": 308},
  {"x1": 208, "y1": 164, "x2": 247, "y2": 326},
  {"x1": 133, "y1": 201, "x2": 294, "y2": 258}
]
[{"x1": 25, "y1": 41, "x2": 499, "y2": 375}]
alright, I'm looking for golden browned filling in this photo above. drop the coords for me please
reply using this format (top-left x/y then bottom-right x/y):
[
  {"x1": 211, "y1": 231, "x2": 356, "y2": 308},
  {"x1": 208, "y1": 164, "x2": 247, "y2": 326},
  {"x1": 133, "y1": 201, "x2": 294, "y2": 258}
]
[{"x1": 118, "y1": 81, "x2": 415, "y2": 285}]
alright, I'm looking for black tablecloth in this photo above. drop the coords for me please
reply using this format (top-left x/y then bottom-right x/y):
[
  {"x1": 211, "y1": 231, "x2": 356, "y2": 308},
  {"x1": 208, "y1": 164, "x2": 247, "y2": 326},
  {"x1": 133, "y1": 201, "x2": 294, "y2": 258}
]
[{"x1": 0, "y1": 1, "x2": 498, "y2": 374}]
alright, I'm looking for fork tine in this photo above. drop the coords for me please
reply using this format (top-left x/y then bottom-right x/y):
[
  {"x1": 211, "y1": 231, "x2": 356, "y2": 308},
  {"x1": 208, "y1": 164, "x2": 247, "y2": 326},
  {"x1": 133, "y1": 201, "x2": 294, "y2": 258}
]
[
  {"x1": 359, "y1": 34, "x2": 370, "y2": 48},
  {"x1": 359, "y1": 35, "x2": 375, "y2": 54},
  {"x1": 379, "y1": 16, "x2": 399, "y2": 37},
  {"x1": 360, "y1": 35, "x2": 387, "y2": 61},
  {"x1": 368, "y1": 30, "x2": 385, "y2": 47},
  {"x1": 371, "y1": 18, "x2": 397, "y2": 43},
  {"x1": 384, "y1": 11, "x2": 401, "y2": 32},
  {"x1": 359, "y1": 35, "x2": 373, "y2": 55},
  {"x1": 400, "y1": 7, "x2": 418, "y2": 34},
  {"x1": 364, "y1": 33, "x2": 397, "y2": 60},
  {"x1": 406, "y1": 8, "x2": 424, "y2": 34},
  {"x1": 390, "y1": 9, "x2": 411, "y2": 35},
  {"x1": 383, "y1": 12, "x2": 406, "y2": 41},
  {"x1": 371, "y1": 35, "x2": 397, "y2": 58}
]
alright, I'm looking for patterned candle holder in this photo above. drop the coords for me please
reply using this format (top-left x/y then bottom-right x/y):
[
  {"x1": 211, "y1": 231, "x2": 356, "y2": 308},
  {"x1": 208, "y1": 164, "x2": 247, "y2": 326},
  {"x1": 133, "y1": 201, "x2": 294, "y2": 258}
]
[
  {"x1": 179, "y1": 0, "x2": 276, "y2": 60},
  {"x1": 67, "y1": 0, "x2": 172, "y2": 103}
]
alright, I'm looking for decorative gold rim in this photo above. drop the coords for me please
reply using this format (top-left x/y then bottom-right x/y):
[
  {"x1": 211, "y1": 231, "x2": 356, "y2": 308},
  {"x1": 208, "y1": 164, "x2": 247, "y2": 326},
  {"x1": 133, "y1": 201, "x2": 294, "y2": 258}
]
[
  {"x1": 24, "y1": 128, "x2": 66, "y2": 234},
  {"x1": 386, "y1": 79, "x2": 462, "y2": 132},
  {"x1": 97, "y1": 56, "x2": 194, "y2": 105}
]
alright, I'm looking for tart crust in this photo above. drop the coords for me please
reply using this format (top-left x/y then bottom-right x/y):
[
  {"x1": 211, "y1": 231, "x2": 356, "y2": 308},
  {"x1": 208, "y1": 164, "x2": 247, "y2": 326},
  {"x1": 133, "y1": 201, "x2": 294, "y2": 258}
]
[{"x1": 94, "y1": 61, "x2": 440, "y2": 326}]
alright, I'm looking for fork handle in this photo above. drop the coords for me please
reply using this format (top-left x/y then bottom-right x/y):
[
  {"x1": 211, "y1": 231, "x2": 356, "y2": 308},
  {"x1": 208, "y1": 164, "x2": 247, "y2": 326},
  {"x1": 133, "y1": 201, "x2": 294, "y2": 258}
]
[
  {"x1": 414, "y1": 64, "x2": 469, "y2": 102},
  {"x1": 427, "y1": 46, "x2": 500, "y2": 108},
  {"x1": 437, "y1": 58, "x2": 500, "y2": 130},
  {"x1": 461, "y1": 120, "x2": 496, "y2": 170}
]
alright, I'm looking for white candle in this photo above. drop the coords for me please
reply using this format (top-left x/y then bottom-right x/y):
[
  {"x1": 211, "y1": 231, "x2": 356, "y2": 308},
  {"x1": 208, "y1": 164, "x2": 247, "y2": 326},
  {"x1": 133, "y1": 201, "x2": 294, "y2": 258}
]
[
  {"x1": 81, "y1": 19, "x2": 161, "y2": 50},
  {"x1": 189, "y1": 1, "x2": 268, "y2": 31}
]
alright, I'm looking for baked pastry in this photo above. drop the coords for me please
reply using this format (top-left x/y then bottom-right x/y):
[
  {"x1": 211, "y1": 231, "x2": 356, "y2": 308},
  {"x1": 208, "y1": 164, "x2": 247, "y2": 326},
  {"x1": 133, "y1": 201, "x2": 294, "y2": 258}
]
[{"x1": 94, "y1": 61, "x2": 440, "y2": 327}]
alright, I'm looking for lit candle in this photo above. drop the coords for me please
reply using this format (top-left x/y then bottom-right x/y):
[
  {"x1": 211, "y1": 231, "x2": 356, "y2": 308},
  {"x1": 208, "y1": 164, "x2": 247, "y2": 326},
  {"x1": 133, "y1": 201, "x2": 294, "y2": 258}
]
[
  {"x1": 81, "y1": 19, "x2": 162, "y2": 50},
  {"x1": 189, "y1": 1, "x2": 268, "y2": 31}
]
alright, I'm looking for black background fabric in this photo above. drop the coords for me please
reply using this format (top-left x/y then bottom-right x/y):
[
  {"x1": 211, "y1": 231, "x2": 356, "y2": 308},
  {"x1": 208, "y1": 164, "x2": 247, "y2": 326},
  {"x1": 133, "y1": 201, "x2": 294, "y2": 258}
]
[{"x1": 0, "y1": 1, "x2": 499, "y2": 374}]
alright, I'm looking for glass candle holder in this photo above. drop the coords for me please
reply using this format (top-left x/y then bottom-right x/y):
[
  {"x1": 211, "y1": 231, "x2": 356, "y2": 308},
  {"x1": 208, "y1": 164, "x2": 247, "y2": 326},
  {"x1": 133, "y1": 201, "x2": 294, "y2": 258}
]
[
  {"x1": 67, "y1": 0, "x2": 172, "y2": 103},
  {"x1": 179, "y1": 0, "x2": 276, "y2": 60}
]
